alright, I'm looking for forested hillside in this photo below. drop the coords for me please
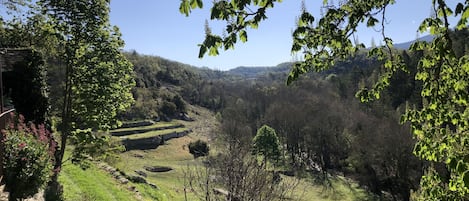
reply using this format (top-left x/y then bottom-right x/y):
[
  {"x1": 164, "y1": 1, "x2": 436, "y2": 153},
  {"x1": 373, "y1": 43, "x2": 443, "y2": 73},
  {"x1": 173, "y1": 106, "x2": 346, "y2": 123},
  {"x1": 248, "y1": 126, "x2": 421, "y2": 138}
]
[
  {"x1": 208, "y1": 50, "x2": 423, "y2": 200},
  {"x1": 2, "y1": 0, "x2": 469, "y2": 200},
  {"x1": 96, "y1": 46, "x2": 420, "y2": 200},
  {"x1": 112, "y1": 27, "x2": 469, "y2": 201},
  {"x1": 117, "y1": 51, "x2": 230, "y2": 120},
  {"x1": 13, "y1": 26, "x2": 469, "y2": 200}
]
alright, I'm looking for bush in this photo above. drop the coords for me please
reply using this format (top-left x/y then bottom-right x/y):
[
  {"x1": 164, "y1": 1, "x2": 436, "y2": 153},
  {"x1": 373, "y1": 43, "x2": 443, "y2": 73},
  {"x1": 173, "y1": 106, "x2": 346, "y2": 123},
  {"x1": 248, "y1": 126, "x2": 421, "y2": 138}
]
[
  {"x1": 188, "y1": 140, "x2": 209, "y2": 158},
  {"x1": 172, "y1": 95, "x2": 186, "y2": 113},
  {"x1": 2, "y1": 113, "x2": 55, "y2": 201},
  {"x1": 159, "y1": 100, "x2": 177, "y2": 117}
]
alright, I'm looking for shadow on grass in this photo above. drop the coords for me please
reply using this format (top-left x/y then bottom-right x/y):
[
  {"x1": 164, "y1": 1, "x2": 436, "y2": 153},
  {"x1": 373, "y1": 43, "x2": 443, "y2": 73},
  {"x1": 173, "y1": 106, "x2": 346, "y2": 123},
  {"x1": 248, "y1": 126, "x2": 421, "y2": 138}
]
[{"x1": 306, "y1": 171, "x2": 379, "y2": 201}]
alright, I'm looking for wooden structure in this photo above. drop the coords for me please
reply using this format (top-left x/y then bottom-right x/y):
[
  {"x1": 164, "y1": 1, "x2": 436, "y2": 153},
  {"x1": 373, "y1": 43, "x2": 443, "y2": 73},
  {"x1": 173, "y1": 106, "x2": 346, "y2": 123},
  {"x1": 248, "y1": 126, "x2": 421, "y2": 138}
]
[{"x1": 0, "y1": 48, "x2": 31, "y2": 113}]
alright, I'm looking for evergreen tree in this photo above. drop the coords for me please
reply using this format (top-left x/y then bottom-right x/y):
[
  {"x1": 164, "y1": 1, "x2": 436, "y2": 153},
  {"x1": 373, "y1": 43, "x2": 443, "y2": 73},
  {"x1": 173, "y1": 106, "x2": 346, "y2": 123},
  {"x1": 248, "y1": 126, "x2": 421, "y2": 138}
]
[{"x1": 252, "y1": 125, "x2": 281, "y2": 167}]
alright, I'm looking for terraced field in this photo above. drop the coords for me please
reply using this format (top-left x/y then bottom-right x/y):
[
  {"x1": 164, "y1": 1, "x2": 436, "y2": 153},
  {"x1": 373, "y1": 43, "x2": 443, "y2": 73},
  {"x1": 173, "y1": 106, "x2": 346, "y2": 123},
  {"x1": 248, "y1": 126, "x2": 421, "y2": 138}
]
[
  {"x1": 109, "y1": 120, "x2": 191, "y2": 151},
  {"x1": 106, "y1": 106, "x2": 217, "y2": 200},
  {"x1": 119, "y1": 128, "x2": 188, "y2": 140},
  {"x1": 111, "y1": 121, "x2": 183, "y2": 136},
  {"x1": 104, "y1": 106, "x2": 374, "y2": 201}
]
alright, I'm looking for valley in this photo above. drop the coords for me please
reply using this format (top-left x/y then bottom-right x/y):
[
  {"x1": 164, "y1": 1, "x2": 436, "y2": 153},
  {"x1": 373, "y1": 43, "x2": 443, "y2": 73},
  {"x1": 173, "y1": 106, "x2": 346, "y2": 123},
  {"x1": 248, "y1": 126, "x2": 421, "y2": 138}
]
[{"x1": 1, "y1": 1, "x2": 468, "y2": 200}]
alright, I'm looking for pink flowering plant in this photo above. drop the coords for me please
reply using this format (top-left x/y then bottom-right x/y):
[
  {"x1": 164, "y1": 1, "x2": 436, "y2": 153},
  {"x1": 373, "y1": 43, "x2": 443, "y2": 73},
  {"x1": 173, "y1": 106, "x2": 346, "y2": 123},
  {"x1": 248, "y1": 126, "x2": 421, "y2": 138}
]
[{"x1": 2, "y1": 113, "x2": 56, "y2": 200}]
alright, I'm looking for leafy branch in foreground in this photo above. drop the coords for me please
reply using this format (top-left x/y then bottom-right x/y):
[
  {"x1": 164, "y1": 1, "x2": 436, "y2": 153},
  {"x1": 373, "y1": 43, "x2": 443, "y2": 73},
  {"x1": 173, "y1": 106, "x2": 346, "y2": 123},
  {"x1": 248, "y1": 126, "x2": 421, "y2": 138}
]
[{"x1": 180, "y1": 0, "x2": 469, "y2": 199}]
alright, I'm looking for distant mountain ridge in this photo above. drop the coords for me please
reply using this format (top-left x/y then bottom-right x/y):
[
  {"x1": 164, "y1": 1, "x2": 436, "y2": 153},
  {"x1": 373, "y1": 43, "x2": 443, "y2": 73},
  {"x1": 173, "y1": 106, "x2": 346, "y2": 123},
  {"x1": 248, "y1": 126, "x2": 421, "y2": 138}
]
[
  {"x1": 393, "y1": 35, "x2": 434, "y2": 49},
  {"x1": 225, "y1": 35, "x2": 435, "y2": 79},
  {"x1": 226, "y1": 62, "x2": 292, "y2": 78}
]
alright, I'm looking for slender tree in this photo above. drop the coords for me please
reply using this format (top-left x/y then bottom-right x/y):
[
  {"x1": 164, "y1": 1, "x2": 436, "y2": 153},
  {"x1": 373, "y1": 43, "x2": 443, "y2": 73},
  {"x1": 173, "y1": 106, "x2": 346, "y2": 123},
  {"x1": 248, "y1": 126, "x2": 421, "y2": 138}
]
[{"x1": 38, "y1": 0, "x2": 134, "y2": 192}]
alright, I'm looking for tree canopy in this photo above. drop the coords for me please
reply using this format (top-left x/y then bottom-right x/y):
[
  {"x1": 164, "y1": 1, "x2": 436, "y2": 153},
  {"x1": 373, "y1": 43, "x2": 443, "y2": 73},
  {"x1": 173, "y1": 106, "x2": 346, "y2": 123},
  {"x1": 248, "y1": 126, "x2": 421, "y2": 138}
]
[
  {"x1": 29, "y1": 0, "x2": 135, "y2": 194},
  {"x1": 252, "y1": 124, "x2": 281, "y2": 166},
  {"x1": 180, "y1": 0, "x2": 469, "y2": 199}
]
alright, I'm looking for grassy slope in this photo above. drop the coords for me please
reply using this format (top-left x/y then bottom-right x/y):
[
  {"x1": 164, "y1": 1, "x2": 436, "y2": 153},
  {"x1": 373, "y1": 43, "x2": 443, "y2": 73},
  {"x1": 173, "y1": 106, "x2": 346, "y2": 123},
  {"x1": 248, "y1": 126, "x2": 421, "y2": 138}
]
[
  {"x1": 291, "y1": 176, "x2": 376, "y2": 201},
  {"x1": 115, "y1": 136, "x2": 374, "y2": 201},
  {"x1": 59, "y1": 149, "x2": 167, "y2": 201},
  {"x1": 115, "y1": 135, "x2": 200, "y2": 201},
  {"x1": 60, "y1": 105, "x2": 375, "y2": 201},
  {"x1": 113, "y1": 105, "x2": 216, "y2": 201},
  {"x1": 113, "y1": 106, "x2": 375, "y2": 201},
  {"x1": 59, "y1": 162, "x2": 137, "y2": 201}
]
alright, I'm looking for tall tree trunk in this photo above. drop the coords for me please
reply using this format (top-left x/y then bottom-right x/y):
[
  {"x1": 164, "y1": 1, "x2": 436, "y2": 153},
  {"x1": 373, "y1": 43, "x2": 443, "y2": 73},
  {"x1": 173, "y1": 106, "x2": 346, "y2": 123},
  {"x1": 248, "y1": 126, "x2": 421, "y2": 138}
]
[{"x1": 47, "y1": 58, "x2": 73, "y2": 199}]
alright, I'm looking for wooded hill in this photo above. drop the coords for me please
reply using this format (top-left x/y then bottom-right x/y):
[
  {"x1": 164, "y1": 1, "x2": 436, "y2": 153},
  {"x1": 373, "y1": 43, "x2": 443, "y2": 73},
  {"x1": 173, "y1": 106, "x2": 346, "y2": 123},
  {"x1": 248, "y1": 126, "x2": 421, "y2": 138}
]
[
  {"x1": 2, "y1": 0, "x2": 468, "y2": 200},
  {"x1": 116, "y1": 49, "x2": 412, "y2": 200},
  {"x1": 107, "y1": 28, "x2": 468, "y2": 201}
]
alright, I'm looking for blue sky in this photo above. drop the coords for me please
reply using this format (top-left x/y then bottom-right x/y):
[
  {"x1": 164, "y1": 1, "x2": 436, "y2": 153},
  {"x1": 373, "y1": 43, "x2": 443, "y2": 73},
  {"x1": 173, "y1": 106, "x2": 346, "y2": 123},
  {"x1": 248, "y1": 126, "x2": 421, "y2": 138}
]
[{"x1": 109, "y1": 1, "x2": 443, "y2": 70}]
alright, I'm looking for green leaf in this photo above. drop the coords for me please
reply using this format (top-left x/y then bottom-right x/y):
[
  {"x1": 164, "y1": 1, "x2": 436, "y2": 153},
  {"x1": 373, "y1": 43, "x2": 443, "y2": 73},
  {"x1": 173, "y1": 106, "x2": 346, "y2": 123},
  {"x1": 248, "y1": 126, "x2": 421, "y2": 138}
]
[
  {"x1": 179, "y1": 0, "x2": 190, "y2": 16},
  {"x1": 464, "y1": 170, "x2": 469, "y2": 187},
  {"x1": 198, "y1": 44, "x2": 207, "y2": 58},
  {"x1": 239, "y1": 30, "x2": 247, "y2": 42},
  {"x1": 366, "y1": 17, "x2": 378, "y2": 27},
  {"x1": 209, "y1": 46, "x2": 219, "y2": 56},
  {"x1": 196, "y1": 0, "x2": 203, "y2": 8},
  {"x1": 463, "y1": 9, "x2": 469, "y2": 20},
  {"x1": 414, "y1": 129, "x2": 424, "y2": 139},
  {"x1": 190, "y1": 0, "x2": 198, "y2": 9},
  {"x1": 455, "y1": 3, "x2": 464, "y2": 15}
]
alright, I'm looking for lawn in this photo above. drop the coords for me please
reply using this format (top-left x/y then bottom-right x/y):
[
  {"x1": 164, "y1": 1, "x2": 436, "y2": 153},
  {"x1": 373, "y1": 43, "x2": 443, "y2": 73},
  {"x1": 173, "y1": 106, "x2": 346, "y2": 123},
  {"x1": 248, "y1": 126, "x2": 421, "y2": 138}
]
[
  {"x1": 59, "y1": 162, "x2": 137, "y2": 201},
  {"x1": 59, "y1": 150, "x2": 167, "y2": 201},
  {"x1": 289, "y1": 175, "x2": 377, "y2": 201}
]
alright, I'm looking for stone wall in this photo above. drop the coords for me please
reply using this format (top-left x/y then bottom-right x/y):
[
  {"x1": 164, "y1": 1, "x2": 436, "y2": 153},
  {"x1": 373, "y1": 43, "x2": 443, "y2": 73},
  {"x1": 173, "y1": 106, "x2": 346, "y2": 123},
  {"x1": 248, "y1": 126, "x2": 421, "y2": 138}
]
[
  {"x1": 111, "y1": 124, "x2": 184, "y2": 137},
  {"x1": 122, "y1": 130, "x2": 192, "y2": 151},
  {"x1": 160, "y1": 129, "x2": 191, "y2": 141},
  {"x1": 122, "y1": 136, "x2": 161, "y2": 150},
  {"x1": 120, "y1": 120, "x2": 155, "y2": 129}
]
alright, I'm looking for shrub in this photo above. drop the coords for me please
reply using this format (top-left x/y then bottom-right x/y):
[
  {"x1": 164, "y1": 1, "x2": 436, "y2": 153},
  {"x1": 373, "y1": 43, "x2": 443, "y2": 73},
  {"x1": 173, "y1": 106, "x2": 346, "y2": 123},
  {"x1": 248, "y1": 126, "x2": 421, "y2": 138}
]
[
  {"x1": 2, "y1": 113, "x2": 55, "y2": 201},
  {"x1": 172, "y1": 95, "x2": 186, "y2": 112},
  {"x1": 188, "y1": 140, "x2": 209, "y2": 158},
  {"x1": 159, "y1": 100, "x2": 177, "y2": 117}
]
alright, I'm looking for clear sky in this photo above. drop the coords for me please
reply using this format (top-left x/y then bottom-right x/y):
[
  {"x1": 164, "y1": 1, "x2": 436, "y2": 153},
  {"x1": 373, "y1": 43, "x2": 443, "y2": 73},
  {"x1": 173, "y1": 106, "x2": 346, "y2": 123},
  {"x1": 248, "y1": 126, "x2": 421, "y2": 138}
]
[{"x1": 109, "y1": 1, "x2": 448, "y2": 70}]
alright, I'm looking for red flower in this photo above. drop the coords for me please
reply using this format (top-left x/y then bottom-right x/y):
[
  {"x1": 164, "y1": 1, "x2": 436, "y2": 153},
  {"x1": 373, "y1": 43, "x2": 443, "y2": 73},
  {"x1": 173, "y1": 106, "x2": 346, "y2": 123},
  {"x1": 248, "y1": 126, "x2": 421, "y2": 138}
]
[{"x1": 18, "y1": 142, "x2": 26, "y2": 149}]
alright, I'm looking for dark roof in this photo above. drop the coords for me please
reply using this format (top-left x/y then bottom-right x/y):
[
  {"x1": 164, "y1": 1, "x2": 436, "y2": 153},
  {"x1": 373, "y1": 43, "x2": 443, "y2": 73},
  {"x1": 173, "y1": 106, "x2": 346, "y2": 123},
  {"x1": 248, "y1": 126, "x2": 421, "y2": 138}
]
[{"x1": 0, "y1": 48, "x2": 34, "y2": 71}]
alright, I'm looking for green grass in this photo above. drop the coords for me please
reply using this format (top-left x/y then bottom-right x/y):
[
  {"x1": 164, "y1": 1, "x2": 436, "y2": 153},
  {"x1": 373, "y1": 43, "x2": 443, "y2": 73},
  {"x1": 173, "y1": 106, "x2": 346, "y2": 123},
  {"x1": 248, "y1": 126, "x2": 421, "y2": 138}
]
[
  {"x1": 135, "y1": 184, "x2": 170, "y2": 201},
  {"x1": 290, "y1": 175, "x2": 377, "y2": 201},
  {"x1": 111, "y1": 121, "x2": 181, "y2": 133},
  {"x1": 59, "y1": 158, "x2": 170, "y2": 201},
  {"x1": 59, "y1": 162, "x2": 137, "y2": 201},
  {"x1": 58, "y1": 134, "x2": 374, "y2": 201},
  {"x1": 115, "y1": 135, "x2": 201, "y2": 201},
  {"x1": 119, "y1": 128, "x2": 188, "y2": 140},
  {"x1": 109, "y1": 111, "x2": 376, "y2": 201},
  {"x1": 112, "y1": 119, "x2": 376, "y2": 201}
]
